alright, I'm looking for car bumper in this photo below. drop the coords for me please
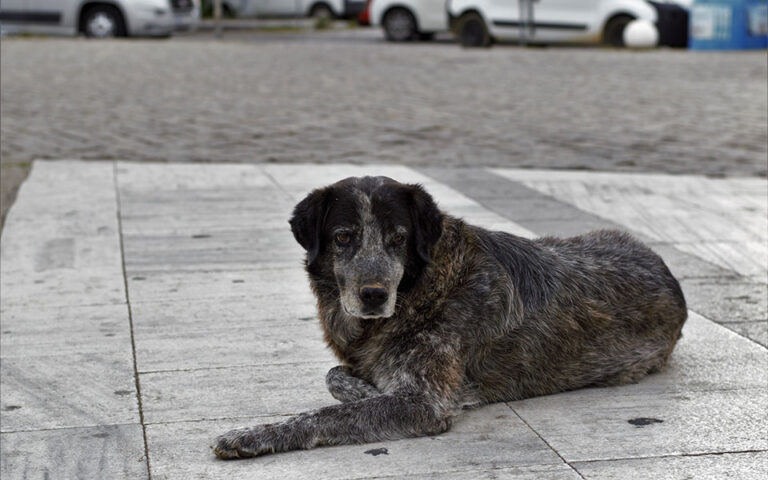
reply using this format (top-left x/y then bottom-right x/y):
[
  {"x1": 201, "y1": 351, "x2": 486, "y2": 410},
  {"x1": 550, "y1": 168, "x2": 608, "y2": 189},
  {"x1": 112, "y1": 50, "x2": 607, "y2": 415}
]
[{"x1": 126, "y1": 7, "x2": 175, "y2": 36}]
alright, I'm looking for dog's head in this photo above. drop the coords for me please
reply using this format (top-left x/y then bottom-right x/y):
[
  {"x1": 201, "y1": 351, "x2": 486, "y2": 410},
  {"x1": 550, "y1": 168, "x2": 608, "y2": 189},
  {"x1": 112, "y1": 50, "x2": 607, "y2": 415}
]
[{"x1": 290, "y1": 176, "x2": 443, "y2": 319}]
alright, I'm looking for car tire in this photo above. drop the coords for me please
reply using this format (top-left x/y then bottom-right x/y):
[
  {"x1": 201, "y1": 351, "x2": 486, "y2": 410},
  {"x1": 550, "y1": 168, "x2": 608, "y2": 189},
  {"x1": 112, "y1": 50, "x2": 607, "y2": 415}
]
[
  {"x1": 310, "y1": 3, "x2": 334, "y2": 20},
  {"x1": 456, "y1": 12, "x2": 491, "y2": 48},
  {"x1": 603, "y1": 15, "x2": 634, "y2": 47},
  {"x1": 81, "y1": 5, "x2": 126, "y2": 38},
  {"x1": 383, "y1": 8, "x2": 417, "y2": 42}
]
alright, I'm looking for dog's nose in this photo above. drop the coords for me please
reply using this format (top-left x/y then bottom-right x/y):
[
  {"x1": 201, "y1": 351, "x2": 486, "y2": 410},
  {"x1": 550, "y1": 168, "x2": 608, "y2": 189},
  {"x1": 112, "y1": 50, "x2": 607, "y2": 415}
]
[{"x1": 359, "y1": 285, "x2": 388, "y2": 307}]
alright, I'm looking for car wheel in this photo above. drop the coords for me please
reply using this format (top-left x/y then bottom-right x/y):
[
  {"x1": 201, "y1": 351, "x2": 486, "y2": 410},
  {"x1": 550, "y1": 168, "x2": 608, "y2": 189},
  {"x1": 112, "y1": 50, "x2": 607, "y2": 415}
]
[
  {"x1": 310, "y1": 3, "x2": 334, "y2": 20},
  {"x1": 603, "y1": 15, "x2": 634, "y2": 47},
  {"x1": 383, "y1": 8, "x2": 417, "y2": 42},
  {"x1": 456, "y1": 12, "x2": 491, "y2": 48},
  {"x1": 82, "y1": 5, "x2": 125, "y2": 38}
]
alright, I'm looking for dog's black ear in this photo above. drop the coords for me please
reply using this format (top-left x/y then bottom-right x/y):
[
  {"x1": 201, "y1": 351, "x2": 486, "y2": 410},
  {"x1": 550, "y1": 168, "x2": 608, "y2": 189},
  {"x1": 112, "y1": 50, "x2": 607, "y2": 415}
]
[
  {"x1": 409, "y1": 184, "x2": 443, "y2": 263},
  {"x1": 290, "y1": 187, "x2": 330, "y2": 266}
]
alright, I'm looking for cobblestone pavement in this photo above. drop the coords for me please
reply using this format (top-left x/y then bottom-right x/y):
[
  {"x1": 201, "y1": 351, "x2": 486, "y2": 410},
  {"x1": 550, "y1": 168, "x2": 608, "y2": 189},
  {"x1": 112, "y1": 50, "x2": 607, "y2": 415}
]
[
  {"x1": 2, "y1": 33, "x2": 765, "y2": 175},
  {"x1": 1, "y1": 32, "x2": 766, "y2": 229}
]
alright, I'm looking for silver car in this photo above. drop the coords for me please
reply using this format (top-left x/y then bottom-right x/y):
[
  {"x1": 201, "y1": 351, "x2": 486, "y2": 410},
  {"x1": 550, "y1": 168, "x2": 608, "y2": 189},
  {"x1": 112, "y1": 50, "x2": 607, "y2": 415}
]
[{"x1": 0, "y1": 0, "x2": 200, "y2": 37}]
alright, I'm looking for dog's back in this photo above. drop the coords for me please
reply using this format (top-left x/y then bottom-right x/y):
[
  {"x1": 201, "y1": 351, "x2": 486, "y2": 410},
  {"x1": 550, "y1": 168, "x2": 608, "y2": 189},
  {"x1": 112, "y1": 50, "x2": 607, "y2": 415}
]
[{"x1": 466, "y1": 227, "x2": 687, "y2": 403}]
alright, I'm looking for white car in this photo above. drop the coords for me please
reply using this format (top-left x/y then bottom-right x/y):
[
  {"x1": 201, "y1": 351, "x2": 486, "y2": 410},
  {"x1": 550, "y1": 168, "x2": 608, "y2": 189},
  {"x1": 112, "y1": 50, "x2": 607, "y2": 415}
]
[
  {"x1": 0, "y1": 0, "x2": 200, "y2": 37},
  {"x1": 209, "y1": 0, "x2": 365, "y2": 19},
  {"x1": 448, "y1": 0, "x2": 665, "y2": 47},
  {"x1": 369, "y1": 0, "x2": 446, "y2": 41}
]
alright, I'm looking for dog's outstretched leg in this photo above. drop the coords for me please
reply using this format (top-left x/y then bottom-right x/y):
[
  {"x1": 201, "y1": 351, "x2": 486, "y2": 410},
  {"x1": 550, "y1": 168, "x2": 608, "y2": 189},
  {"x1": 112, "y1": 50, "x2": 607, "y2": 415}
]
[
  {"x1": 213, "y1": 390, "x2": 453, "y2": 459},
  {"x1": 325, "y1": 366, "x2": 380, "y2": 403},
  {"x1": 213, "y1": 341, "x2": 461, "y2": 459}
]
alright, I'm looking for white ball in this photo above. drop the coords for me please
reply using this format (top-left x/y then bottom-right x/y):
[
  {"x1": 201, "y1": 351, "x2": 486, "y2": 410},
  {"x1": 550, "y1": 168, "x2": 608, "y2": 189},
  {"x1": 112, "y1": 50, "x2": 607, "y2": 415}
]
[{"x1": 623, "y1": 20, "x2": 659, "y2": 48}]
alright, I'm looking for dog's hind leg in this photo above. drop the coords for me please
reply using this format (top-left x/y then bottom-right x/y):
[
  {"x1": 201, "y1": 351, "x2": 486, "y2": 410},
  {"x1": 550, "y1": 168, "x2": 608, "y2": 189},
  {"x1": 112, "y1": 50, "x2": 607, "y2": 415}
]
[{"x1": 325, "y1": 366, "x2": 380, "y2": 403}]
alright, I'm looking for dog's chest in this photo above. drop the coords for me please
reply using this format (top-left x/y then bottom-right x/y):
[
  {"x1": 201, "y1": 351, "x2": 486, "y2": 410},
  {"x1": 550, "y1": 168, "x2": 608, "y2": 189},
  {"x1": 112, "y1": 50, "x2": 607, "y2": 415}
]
[{"x1": 343, "y1": 323, "x2": 411, "y2": 387}]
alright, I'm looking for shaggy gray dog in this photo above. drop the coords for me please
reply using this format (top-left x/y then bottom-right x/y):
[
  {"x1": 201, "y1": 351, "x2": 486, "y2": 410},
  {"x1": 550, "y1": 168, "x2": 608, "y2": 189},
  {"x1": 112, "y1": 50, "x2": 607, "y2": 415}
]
[{"x1": 214, "y1": 176, "x2": 687, "y2": 459}]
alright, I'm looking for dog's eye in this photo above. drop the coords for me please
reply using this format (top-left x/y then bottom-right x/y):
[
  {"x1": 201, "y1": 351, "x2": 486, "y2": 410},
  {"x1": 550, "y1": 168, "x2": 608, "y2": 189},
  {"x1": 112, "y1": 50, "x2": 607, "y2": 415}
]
[
  {"x1": 335, "y1": 232, "x2": 352, "y2": 245},
  {"x1": 392, "y1": 234, "x2": 405, "y2": 245}
]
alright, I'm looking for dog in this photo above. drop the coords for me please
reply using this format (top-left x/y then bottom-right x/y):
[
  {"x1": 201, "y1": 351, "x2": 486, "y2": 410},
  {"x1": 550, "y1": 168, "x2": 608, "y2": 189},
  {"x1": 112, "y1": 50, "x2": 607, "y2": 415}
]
[{"x1": 213, "y1": 176, "x2": 687, "y2": 459}]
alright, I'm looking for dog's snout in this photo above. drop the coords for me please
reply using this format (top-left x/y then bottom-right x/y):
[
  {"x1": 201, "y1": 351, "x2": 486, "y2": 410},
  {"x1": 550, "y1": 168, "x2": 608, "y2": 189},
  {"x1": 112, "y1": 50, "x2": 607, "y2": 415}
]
[{"x1": 359, "y1": 285, "x2": 388, "y2": 307}]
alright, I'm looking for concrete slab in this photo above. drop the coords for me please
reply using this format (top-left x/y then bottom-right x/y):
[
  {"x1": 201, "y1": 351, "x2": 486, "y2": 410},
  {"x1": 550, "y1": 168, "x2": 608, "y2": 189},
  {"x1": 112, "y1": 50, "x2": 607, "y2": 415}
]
[
  {"x1": 635, "y1": 312, "x2": 768, "y2": 392},
  {"x1": 139, "y1": 362, "x2": 335, "y2": 424},
  {"x1": 511, "y1": 387, "x2": 767, "y2": 462},
  {"x1": 1, "y1": 160, "x2": 125, "y2": 309},
  {"x1": 508, "y1": 313, "x2": 768, "y2": 462},
  {"x1": 3, "y1": 161, "x2": 766, "y2": 479},
  {"x1": 0, "y1": 303, "x2": 130, "y2": 357},
  {"x1": 491, "y1": 169, "x2": 768, "y2": 279},
  {"x1": 129, "y1": 298, "x2": 318, "y2": 332},
  {"x1": 125, "y1": 268, "x2": 313, "y2": 304},
  {"x1": 134, "y1": 323, "x2": 333, "y2": 373},
  {"x1": 144, "y1": 405, "x2": 566, "y2": 480},
  {"x1": 122, "y1": 229, "x2": 303, "y2": 273},
  {"x1": 680, "y1": 278, "x2": 767, "y2": 324},
  {"x1": 363, "y1": 465, "x2": 582, "y2": 480},
  {"x1": 0, "y1": 424, "x2": 148, "y2": 479},
  {"x1": 115, "y1": 162, "x2": 275, "y2": 192},
  {"x1": 1, "y1": 351, "x2": 138, "y2": 432},
  {"x1": 642, "y1": 243, "x2": 737, "y2": 281},
  {"x1": 726, "y1": 321, "x2": 768, "y2": 348},
  {"x1": 573, "y1": 451, "x2": 768, "y2": 480}
]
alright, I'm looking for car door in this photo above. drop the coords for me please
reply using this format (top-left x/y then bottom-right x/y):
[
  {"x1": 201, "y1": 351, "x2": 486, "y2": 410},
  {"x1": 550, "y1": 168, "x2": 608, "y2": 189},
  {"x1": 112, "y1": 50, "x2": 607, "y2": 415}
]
[
  {"x1": 253, "y1": 0, "x2": 300, "y2": 16},
  {"x1": 418, "y1": 0, "x2": 450, "y2": 32},
  {"x1": 484, "y1": 0, "x2": 520, "y2": 38},
  {"x1": 531, "y1": 0, "x2": 598, "y2": 41},
  {"x1": 0, "y1": 0, "x2": 73, "y2": 35},
  {"x1": 0, "y1": 0, "x2": 30, "y2": 33},
  {"x1": 29, "y1": 0, "x2": 77, "y2": 34}
]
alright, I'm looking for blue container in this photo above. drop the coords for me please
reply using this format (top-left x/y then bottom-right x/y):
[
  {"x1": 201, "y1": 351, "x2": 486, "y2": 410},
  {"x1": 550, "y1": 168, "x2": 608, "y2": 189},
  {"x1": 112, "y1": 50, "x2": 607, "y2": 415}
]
[{"x1": 689, "y1": 0, "x2": 768, "y2": 50}]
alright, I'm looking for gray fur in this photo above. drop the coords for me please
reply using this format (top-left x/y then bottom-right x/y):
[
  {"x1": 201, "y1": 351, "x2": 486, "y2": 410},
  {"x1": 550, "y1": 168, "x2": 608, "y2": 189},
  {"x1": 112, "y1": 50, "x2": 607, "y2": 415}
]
[{"x1": 213, "y1": 177, "x2": 687, "y2": 459}]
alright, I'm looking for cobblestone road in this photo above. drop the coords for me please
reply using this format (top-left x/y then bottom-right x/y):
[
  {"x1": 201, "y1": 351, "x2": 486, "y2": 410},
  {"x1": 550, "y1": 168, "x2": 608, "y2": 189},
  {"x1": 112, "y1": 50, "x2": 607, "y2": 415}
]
[{"x1": 1, "y1": 32, "x2": 766, "y2": 227}]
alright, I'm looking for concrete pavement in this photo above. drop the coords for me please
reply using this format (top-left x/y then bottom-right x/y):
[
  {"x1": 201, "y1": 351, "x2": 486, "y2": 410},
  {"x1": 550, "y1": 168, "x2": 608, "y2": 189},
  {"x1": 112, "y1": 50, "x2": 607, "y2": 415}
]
[{"x1": 1, "y1": 161, "x2": 766, "y2": 479}]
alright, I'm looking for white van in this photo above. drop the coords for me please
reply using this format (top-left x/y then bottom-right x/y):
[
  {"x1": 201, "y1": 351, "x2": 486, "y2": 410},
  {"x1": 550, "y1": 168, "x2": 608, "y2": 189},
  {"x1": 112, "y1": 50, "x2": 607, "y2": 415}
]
[
  {"x1": 447, "y1": 0, "x2": 660, "y2": 47},
  {"x1": 0, "y1": 0, "x2": 200, "y2": 37}
]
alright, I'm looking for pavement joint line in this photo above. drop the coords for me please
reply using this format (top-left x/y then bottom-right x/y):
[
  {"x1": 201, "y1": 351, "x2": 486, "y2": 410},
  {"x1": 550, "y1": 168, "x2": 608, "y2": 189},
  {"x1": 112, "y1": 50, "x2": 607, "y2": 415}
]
[
  {"x1": 687, "y1": 310, "x2": 768, "y2": 351},
  {"x1": 0, "y1": 301, "x2": 127, "y2": 313},
  {"x1": 645, "y1": 240, "x2": 768, "y2": 246},
  {"x1": 506, "y1": 405, "x2": 585, "y2": 479},
  {"x1": 717, "y1": 319, "x2": 768, "y2": 324},
  {"x1": 137, "y1": 360, "x2": 330, "y2": 375},
  {"x1": 569, "y1": 448, "x2": 768, "y2": 465},
  {"x1": 0, "y1": 421, "x2": 141, "y2": 435},
  {"x1": 112, "y1": 161, "x2": 153, "y2": 480},
  {"x1": 143, "y1": 414, "x2": 297, "y2": 426}
]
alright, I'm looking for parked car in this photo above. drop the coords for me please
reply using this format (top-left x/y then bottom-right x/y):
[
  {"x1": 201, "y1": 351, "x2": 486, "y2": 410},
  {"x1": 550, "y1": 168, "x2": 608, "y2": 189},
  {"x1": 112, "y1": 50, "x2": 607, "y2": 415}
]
[
  {"x1": 0, "y1": 0, "x2": 199, "y2": 37},
  {"x1": 448, "y1": 0, "x2": 692, "y2": 47},
  {"x1": 202, "y1": 0, "x2": 365, "y2": 19},
  {"x1": 369, "y1": 0, "x2": 446, "y2": 41}
]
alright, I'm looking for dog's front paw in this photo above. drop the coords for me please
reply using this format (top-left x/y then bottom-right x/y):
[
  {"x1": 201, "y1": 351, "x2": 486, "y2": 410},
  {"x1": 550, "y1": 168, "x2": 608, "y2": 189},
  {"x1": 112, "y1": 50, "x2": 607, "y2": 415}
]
[{"x1": 213, "y1": 425, "x2": 276, "y2": 460}]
